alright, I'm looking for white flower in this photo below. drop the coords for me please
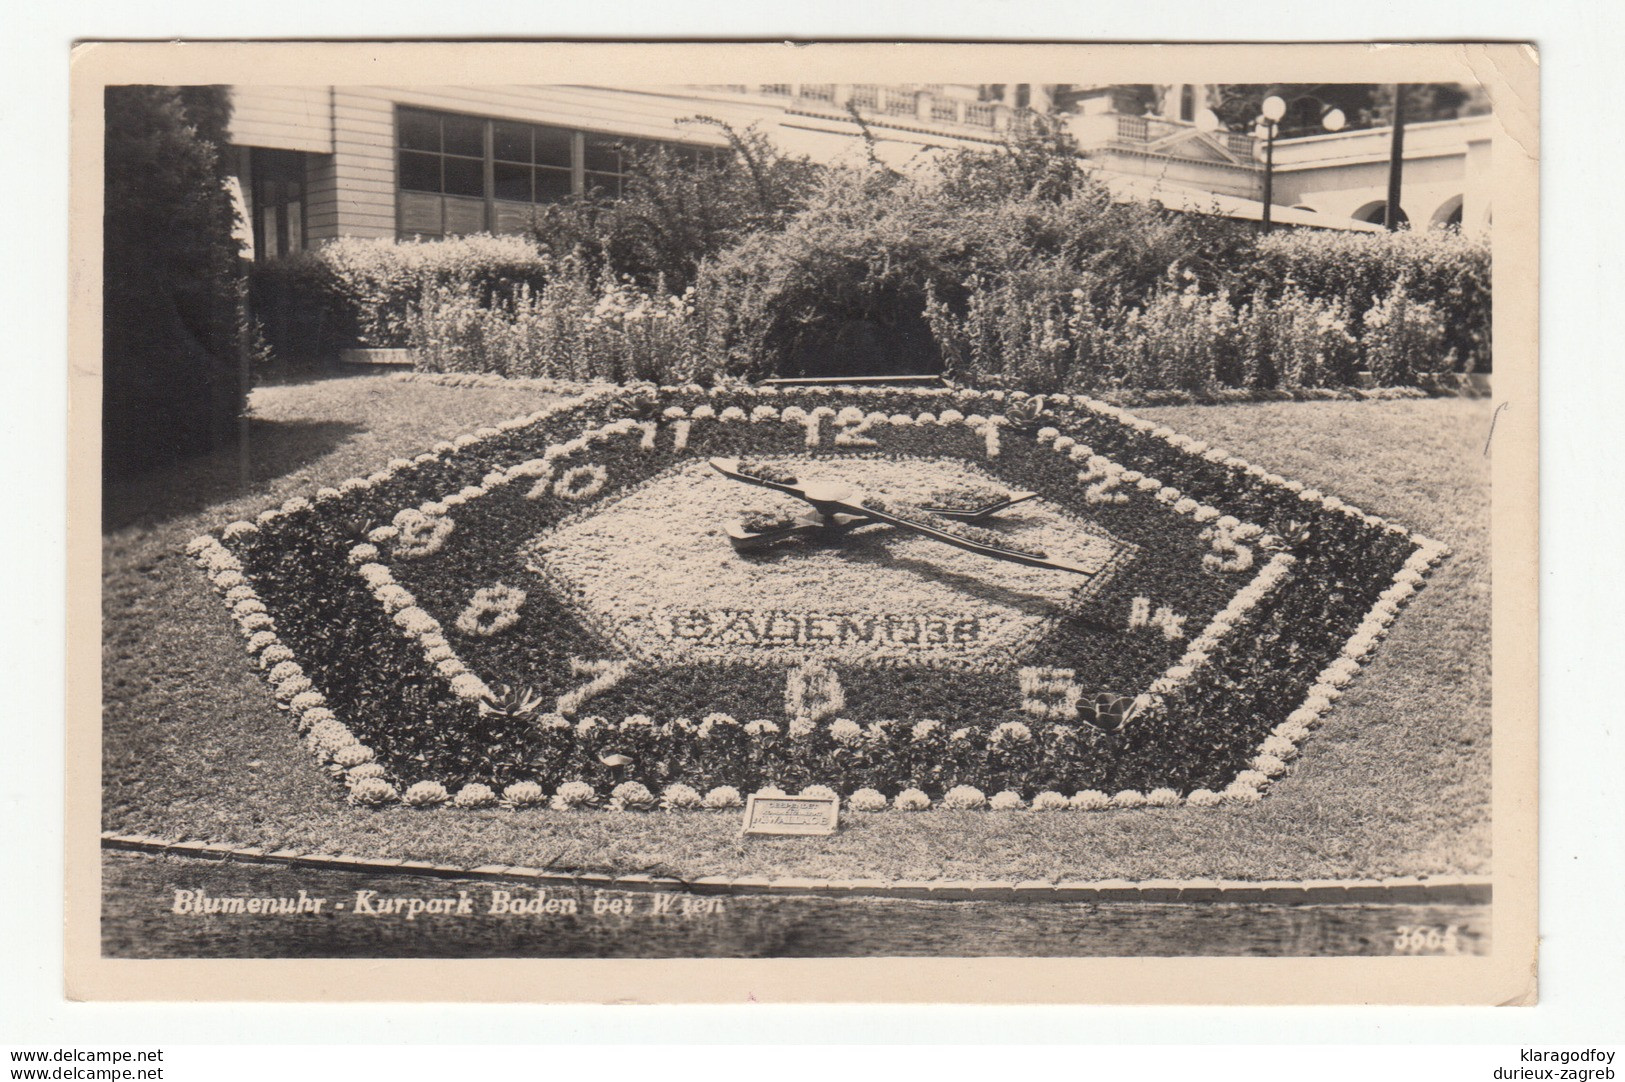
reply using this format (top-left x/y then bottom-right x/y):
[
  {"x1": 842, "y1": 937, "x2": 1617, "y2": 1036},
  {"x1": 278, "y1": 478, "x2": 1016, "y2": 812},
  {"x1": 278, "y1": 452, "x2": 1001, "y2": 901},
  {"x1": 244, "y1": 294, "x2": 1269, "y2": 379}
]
[
  {"x1": 1234, "y1": 770, "x2": 1269, "y2": 789},
  {"x1": 551, "y1": 781, "x2": 597, "y2": 809},
  {"x1": 1031, "y1": 791, "x2": 1070, "y2": 812},
  {"x1": 1222, "y1": 782, "x2": 1262, "y2": 805},
  {"x1": 331, "y1": 744, "x2": 374, "y2": 769},
  {"x1": 893, "y1": 788, "x2": 931, "y2": 811},
  {"x1": 1070, "y1": 790, "x2": 1110, "y2": 811},
  {"x1": 1252, "y1": 754, "x2": 1288, "y2": 776},
  {"x1": 609, "y1": 782, "x2": 656, "y2": 810},
  {"x1": 659, "y1": 784, "x2": 703, "y2": 810},
  {"x1": 454, "y1": 783, "x2": 498, "y2": 809},
  {"x1": 349, "y1": 778, "x2": 398, "y2": 806},
  {"x1": 1146, "y1": 788, "x2": 1182, "y2": 807},
  {"x1": 989, "y1": 721, "x2": 1032, "y2": 745},
  {"x1": 848, "y1": 788, "x2": 888, "y2": 812},
  {"x1": 744, "y1": 719, "x2": 780, "y2": 736},
  {"x1": 1186, "y1": 788, "x2": 1221, "y2": 807},
  {"x1": 911, "y1": 719, "x2": 941, "y2": 741},
  {"x1": 829, "y1": 718, "x2": 863, "y2": 744},
  {"x1": 402, "y1": 781, "x2": 449, "y2": 808},
  {"x1": 502, "y1": 781, "x2": 548, "y2": 807},
  {"x1": 1111, "y1": 789, "x2": 1148, "y2": 808},
  {"x1": 449, "y1": 673, "x2": 488, "y2": 700},
  {"x1": 989, "y1": 790, "x2": 1025, "y2": 811},
  {"x1": 222, "y1": 521, "x2": 258, "y2": 540},
  {"x1": 943, "y1": 785, "x2": 987, "y2": 809},
  {"x1": 702, "y1": 786, "x2": 743, "y2": 809},
  {"x1": 788, "y1": 716, "x2": 816, "y2": 738}
]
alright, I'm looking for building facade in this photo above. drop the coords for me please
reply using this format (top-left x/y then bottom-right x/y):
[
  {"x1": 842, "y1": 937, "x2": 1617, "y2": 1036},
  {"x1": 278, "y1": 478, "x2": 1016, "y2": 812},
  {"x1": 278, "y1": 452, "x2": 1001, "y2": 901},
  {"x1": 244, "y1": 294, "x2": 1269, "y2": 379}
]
[{"x1": 225, "y1": 82, "x2": 1490, "y2": 260}]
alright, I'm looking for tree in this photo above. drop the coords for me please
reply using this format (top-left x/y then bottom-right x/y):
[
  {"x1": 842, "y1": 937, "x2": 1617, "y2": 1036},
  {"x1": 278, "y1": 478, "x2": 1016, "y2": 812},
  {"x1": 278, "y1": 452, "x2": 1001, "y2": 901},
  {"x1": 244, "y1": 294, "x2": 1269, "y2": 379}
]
[{"x1": 103, "y1": 85, "x2": 245, "y2": 478}]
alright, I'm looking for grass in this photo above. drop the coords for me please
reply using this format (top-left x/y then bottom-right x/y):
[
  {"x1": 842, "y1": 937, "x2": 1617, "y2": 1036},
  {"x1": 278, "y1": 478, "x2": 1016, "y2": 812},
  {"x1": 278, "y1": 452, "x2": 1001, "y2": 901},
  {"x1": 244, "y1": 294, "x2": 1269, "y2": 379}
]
[{"x1": 102, "y1": 374, "x2": 1492, "y2": 883}]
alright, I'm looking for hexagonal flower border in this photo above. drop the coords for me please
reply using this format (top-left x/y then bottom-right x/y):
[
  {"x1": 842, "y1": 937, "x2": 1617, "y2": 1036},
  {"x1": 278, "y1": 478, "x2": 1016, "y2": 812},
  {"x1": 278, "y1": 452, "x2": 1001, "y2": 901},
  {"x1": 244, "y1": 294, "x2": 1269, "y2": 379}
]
[{"x1": 188, "y1": 383, "x2": 1448, "y2": 813}]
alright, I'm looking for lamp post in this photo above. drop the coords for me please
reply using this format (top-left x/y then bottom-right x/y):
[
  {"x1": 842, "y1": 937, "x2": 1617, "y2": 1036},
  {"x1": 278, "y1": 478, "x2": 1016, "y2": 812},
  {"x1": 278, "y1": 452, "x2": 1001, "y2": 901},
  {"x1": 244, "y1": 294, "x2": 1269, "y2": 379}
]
[{"x1": 1199, "y1": 93, "x2": 1345, "y2": 234}]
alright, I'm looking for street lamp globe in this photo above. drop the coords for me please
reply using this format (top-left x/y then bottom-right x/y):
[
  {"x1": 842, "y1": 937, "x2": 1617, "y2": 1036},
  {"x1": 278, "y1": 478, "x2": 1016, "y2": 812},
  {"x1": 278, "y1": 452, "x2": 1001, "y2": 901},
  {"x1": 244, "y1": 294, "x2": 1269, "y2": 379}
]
[
  {"x1": 1321, "y1": 107, "x2": 1347, "y2": 132},
  {"x1": 1261, "y1": 95, "x2": 1288, "y2": 122}
]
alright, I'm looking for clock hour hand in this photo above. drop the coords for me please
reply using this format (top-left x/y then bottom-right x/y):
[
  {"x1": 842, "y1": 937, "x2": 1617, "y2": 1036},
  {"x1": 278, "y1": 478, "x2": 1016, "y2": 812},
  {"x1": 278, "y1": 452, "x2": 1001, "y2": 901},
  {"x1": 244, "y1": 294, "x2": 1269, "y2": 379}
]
[{"x1": 725, "y1": 511, "x2": 872, "y2": 549}]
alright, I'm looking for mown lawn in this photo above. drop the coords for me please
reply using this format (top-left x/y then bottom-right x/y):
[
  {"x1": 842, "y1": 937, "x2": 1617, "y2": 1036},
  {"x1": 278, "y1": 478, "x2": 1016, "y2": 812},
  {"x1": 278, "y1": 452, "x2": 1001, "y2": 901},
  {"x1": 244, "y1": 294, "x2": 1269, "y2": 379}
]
[{"x1": 101, "y1": 374, "x2": 1492, "y2": 883}]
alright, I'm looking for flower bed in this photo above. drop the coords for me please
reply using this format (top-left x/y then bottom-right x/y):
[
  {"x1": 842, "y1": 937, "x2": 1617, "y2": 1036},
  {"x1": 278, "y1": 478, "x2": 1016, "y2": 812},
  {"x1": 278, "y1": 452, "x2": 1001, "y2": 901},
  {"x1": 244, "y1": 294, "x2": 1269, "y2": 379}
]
[{"x1": 189, "y1": 384, "x2": 1446, "y2": 813}]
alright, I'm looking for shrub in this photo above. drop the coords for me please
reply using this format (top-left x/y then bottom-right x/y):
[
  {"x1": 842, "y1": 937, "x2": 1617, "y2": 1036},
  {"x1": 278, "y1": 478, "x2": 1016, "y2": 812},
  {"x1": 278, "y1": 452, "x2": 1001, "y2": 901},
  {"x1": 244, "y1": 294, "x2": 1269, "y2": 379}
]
[
  {"x1": 702, "y1": 785, "x2": 743, "y2": 809},
  {"x1": 1362, "y1": 276, "x2": 1449, "y2": 386},
  {"x1": 692, "y1": 157, "x2": 1216, "y2": 382},
  {"x1": 528, "y1": 119, "x2": 823, "y2": 292},
  {"x1": 103, "y1": 85, "x2": 245, "y2": 476},
  {"x1": 401, "y1": 780, "x2": 449, "y2": 807},
  {"x1": 404, "y1": 256, "x2": 716, "y2": 383},
  {"x1": 659, "y1": 783, "x2": 704, "y2": 810},
  {"x1": 252, "y1": 233, "x2": 553, "y2": 353},
  {"x1": 1240, "y1": 228, "x2": 1490, "y2": 372},
  {"x1": 847, "y1": 788, "x2": 889, "y2": 812},
  {"x1": 501, "y1": 781, "x2": 547, "y2": 807}
]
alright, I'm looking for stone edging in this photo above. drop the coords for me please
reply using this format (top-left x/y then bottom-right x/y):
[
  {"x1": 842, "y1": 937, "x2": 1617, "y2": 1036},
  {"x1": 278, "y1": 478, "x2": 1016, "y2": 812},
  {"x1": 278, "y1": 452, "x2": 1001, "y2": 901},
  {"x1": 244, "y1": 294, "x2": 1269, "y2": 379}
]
[{"x1": 102, "y1": 833, "x2": 1490, "y2": 906}]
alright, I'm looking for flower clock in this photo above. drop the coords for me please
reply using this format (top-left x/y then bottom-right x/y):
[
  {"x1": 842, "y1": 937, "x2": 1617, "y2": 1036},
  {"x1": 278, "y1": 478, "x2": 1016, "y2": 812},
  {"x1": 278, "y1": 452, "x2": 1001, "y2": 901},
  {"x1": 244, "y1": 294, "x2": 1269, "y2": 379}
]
[{"x1": 190, "y1": 385, "x2": 1447, "y2": 813}]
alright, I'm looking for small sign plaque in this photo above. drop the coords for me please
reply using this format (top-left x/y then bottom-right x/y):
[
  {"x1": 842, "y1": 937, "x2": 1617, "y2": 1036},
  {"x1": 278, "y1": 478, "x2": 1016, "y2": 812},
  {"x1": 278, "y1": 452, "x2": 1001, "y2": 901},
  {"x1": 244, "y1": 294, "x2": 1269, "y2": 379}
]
[{"x1": 740, "y1": 794, "x2": 840, "y2": 836}]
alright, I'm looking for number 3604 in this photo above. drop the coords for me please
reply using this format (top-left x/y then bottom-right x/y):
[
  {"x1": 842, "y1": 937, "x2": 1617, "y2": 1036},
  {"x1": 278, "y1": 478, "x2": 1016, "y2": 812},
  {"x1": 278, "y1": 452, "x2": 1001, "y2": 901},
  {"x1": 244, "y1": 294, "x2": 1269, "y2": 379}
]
[{"x1": 1393, "y1": 925, "x2": 1461, "y2": 954}]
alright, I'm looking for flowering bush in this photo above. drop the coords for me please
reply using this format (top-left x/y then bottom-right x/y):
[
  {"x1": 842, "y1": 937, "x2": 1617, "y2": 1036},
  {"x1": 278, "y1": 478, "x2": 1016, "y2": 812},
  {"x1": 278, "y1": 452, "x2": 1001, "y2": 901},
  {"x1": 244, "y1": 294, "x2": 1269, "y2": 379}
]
[
  {"x1": 1070, "y1": 790, "x2": 1111, "y2": 811},
  {"x1": 848, "y1": 788, "x2": 889, "y2": 812},
  {"x1": 550, "y1": 780, "x2": 597, "y2": 810},
  {"x1": 1363, "y1": 276, "x2": 1449, "y2": 386},
  {"x1": 453, "y1": 783, "x2": 498, "y2": 808},
  {"x1": 659, "y1": 784, "x2": 703, "y2": 810},
  {"x1": 894, "y1": 788, "x2": 932, "y2": 811},
  {"x1": 349, "y1": 778, "x2": 399, "y2": 806},
  {"x1": 609, "y1": 781, "x2": 656, "y2": 810},
  {"x1": 501, "y1": 781, "x2": 547, "y2": 807},
  {"x1": 943, "y1": 785, "x2": 988, "y2": 810},
  {"x1": 702, "y1": 786, "x2": 743, "y2": 809},
  {"x1": 402, "y1": 781, "x2": 449, "y2": 808}
]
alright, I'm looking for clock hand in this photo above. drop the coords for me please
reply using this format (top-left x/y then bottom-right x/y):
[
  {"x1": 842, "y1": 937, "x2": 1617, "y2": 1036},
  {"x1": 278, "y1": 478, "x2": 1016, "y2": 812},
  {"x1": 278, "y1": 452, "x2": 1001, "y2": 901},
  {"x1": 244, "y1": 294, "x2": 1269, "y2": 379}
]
[
  {"x1": 920, "y1": 491, "x2": 1039, "y2": 522},
  {"x1": 852, "y1": 499, "x2": 1096, "y2": 576},
  {"x1": 710, "y1": 458, "x2": 1092, "y2": 576},
  {"x1": 725, "y1": 512, "x2": 873, "y2": 549}
]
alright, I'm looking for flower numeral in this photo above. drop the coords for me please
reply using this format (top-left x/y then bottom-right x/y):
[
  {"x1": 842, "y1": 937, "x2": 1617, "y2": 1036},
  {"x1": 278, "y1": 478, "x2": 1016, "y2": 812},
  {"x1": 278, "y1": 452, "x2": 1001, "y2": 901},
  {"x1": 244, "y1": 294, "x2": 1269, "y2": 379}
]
[
  {"x1": 833, "y1": 410, "x2": 881, "y2": 447},
  {"x1": 1019, "y1": 666, "x2": 1080, "y2": 720},
  {"x1": 785, "y1": 661, "x2": 845, "y2": 722},
  {"x1": 555, "y1": 658, "x2": 632, "y2": 717},
  {"x1": 1128, "y1": 596, "x2": 1188, "y2": 640}
]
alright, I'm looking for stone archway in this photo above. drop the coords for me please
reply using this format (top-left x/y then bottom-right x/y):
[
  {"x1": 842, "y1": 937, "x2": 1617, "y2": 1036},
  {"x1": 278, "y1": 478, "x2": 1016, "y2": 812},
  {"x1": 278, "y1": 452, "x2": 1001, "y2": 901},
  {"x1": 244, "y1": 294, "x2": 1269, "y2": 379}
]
[
  {"x1": 1430, "y1": 195, "x2": 1465, "y2": 230},
  {"x1": 1353, "y1": 200, "x2": 1409, "y2": 227}
]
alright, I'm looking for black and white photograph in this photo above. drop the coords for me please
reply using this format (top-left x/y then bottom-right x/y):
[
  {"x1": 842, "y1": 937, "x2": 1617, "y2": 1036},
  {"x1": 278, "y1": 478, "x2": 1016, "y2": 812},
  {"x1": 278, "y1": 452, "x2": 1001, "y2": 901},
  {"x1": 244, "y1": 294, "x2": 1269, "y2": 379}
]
[{"x1": 68, "y1": 41, "x2": 1538, "y2": 1003}]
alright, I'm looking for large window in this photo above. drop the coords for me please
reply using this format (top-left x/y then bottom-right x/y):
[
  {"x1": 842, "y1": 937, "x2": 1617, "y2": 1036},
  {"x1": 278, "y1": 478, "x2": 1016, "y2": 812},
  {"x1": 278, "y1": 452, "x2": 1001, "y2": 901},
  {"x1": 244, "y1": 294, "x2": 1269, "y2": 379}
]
[{"x1": 396, "y1": 106, "x2": 716, "y2": 239}]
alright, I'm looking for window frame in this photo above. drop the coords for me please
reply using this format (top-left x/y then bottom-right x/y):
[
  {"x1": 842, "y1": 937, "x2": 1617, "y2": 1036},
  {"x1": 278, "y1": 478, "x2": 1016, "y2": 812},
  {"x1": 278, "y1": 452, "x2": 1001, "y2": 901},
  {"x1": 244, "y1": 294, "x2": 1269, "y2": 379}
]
[{"x1": 393, "y1": 105, "x2": 718, "y2": 240}]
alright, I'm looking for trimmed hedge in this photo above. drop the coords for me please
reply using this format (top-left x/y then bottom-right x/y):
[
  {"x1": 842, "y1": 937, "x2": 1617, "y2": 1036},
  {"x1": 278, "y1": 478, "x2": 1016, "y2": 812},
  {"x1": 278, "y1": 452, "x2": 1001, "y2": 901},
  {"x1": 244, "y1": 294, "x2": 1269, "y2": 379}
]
[{"x1": 250, "y1": 234, "x2": 554, "y2": 354}]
